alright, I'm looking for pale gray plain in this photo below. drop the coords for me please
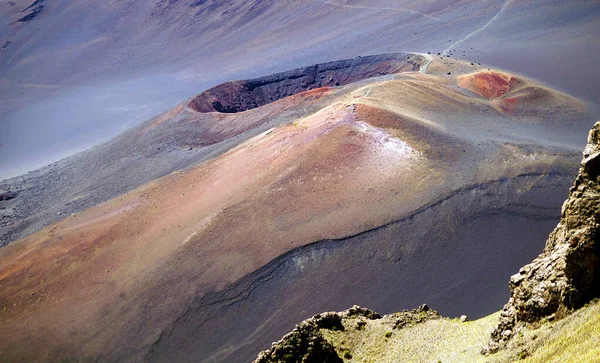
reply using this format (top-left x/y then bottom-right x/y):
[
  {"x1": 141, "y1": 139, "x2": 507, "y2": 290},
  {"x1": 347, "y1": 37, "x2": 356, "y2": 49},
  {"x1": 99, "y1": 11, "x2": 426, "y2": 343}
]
[{"x1": 1, "y1": 0, "x2": 599, "y2": 179}]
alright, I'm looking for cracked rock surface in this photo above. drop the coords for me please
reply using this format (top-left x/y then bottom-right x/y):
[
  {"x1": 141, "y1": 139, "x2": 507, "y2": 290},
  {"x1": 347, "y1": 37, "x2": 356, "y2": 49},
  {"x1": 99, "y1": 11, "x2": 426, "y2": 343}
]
[{"x1": 484, "y1": 121, "x2": 600, "y2": 354}]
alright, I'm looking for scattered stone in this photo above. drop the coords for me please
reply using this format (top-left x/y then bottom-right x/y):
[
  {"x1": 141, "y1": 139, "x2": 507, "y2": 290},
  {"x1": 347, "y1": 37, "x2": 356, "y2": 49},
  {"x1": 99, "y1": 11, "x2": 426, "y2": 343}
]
[
  {"x1": 460, "y1": 315, "x2": 468, "y2": 322},
  {"x1": 392, "y1": 305, "x2": 440, "y2": 330},
  {"x1": 346, "y1": 305, "x2": 381, "y2": 320}
]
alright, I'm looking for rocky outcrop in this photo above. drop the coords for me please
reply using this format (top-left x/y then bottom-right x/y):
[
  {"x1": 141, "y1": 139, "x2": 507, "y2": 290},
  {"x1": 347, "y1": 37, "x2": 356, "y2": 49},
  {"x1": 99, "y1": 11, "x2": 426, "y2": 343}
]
[
  {"x1": 253, "y1": 310, "x2": 355, "y2": 363},
  {"x1": 484, "y1": 121, "x2": 600, "y2": 354},
  {"x1": 254, "y1": 305, "x2": 439, "y2": 362},
  {"x1": 189, "y1": 53, "x2": 424, "y2": 113},
  {"x1": 253, "y1": 306, "x2": 383, "y2": 363}
]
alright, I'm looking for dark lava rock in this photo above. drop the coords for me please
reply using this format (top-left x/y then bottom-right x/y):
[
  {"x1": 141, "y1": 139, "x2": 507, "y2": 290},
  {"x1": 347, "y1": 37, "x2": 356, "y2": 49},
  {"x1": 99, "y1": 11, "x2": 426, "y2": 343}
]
[
  {"x1": 483, "y1": 121, "x2": 600, "y2": 354},
  {"x1": 312, "y1": 312, "x2": 345, "y2": 331},
  {"x1": 189, "y1": 53, "x2": 424, "y2": 113},
  {"x1": 254, "y1": 319, "x2": 343, "y2": 363},
  {"x1": 17, "y1": 0, "x2": 44, "y2": 22},
  {"x1": 345, "y1": 305, "x2": 382, "y2": 320},
  {"x1": 254, "y1": 305, "x2": 439, "y2": 362},
  {"x1": 253, "y1": 306, "x2": 384, "y2": 363},
  {"x1": 0, "y1": 191, "x2": 17, "y2": 201}
]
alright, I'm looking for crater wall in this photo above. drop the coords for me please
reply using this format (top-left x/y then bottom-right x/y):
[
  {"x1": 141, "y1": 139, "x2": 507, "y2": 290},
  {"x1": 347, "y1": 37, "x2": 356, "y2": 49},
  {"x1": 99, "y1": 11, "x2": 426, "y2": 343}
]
[{"x1": 189, "y1": 53, "x2": 424, "y2": 113}]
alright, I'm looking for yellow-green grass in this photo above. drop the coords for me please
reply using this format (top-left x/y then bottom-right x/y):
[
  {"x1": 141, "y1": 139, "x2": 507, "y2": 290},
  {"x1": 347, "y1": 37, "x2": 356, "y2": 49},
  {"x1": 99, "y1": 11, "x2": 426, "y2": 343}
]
[
  {"x1": 522, "y1": 300, "x2": 600, "y2": 363},
  {"x1": 319, "y1": 300, "x2": 600, "y2": 362},
  {"x1": 321, "y1": 312, "x2": 499, "y2": 362}
]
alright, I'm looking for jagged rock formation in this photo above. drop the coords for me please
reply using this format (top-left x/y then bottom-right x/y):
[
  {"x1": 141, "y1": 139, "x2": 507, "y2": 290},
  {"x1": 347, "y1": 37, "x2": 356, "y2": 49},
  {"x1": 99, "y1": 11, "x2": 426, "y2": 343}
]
[
  {"x1": 484, "y1": 121, "x2": 600, "y2": 354},
  {"x1": 189, "y1": 53, "x2": 423, "y2": 113},
  {"x1": 254, "y1": 305, "x2": 439, "y2": 362},
  {"x1": 253, "y1": 312, "x2": 347, "y2": 363}
]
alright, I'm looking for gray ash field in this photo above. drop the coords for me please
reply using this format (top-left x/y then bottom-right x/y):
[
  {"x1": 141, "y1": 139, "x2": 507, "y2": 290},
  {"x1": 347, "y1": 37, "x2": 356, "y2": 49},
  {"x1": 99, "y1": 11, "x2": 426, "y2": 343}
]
[{"x1": 0, "y1": 1, "x2": 599, "y2": 362}]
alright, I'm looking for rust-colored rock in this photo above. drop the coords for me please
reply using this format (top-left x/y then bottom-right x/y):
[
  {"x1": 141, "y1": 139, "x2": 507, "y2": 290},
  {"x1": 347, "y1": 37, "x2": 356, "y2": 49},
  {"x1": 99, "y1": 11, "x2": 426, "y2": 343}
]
[{"x1": 459, "y1": 71, "x2": 518, "y2": 99}]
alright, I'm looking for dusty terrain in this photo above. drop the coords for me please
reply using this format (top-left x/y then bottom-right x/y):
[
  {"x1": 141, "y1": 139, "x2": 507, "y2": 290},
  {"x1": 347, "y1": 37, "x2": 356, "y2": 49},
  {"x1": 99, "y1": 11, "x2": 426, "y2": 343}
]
[
  {"x1": 0, "y1": 54, "x2": 595, "y2": 361},
  {"x1": 0, "y1": 53, "x2": 424, "y2": 247},
  {"x1": 1, "y1": 1, "x2": 599, "y2": 362},
  {"x1": 254, "y1": 120, "x2": 600, "y2": 363},
  {"x1": 1, "y1": 0, "x2": 599, "y2": 178}
]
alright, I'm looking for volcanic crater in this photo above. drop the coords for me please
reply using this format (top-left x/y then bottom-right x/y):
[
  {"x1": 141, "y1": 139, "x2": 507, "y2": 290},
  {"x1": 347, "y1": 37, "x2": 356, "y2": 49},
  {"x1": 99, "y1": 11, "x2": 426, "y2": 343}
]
[
  {"x1": 0, "y1": 52, "x2": 594, "y2": 363},
  {"x1": 188, "y1": 53, "x2": 425, "y2": 113}
]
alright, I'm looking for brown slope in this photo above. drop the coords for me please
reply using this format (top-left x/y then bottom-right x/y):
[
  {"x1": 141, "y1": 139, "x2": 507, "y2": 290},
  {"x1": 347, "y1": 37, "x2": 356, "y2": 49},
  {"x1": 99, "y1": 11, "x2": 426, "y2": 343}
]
[
  {"x1": 0, "y1": 103, "x2": 446, "y2": 360},
  {"x1": 0, "y1": 59, "x2": 590, "y2": 361},
  {"x1": 0, "y1": 53, "x2": 421, "y2": 249},
  {"x1": 458, "y1": 70, "x2": 585, "y2": 119}
]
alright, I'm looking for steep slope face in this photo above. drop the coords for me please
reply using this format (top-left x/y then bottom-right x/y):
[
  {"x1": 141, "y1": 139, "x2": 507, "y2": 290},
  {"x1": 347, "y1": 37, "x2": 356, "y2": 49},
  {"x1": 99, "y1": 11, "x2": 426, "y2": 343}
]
[
  {"x1": 0, "y1": 57, "x2": 592, "y2": 362},
  {"x1": 484, "y1": 121, "x2": 600, "y2": 353},
  {"x1": 251, "y1": 121, "x2": 600, "y2": 363}
]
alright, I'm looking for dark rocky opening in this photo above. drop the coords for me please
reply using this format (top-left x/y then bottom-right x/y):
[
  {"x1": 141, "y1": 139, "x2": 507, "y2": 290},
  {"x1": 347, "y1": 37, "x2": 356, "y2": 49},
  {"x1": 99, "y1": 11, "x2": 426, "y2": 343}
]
[
  {"x1": 17, "y1": 0, "x2": 44, "y2": 22},
  {"x1": 0, "y1": 191, "x2": 17, "y2": 201},
  {"x1": 188, "y1": 53, "x2": 424, "y2": 113}
]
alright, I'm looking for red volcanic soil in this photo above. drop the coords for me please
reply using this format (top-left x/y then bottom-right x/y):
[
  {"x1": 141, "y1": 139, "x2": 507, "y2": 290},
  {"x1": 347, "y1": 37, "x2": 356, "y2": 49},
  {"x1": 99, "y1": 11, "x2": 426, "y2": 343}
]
[
  {"x1": 457, "y1": 70, "x2": 584, "y2": 118},
  {"x1": 496, "y1": 96, "x2": 519, "y2": 114},
  {"x1": 459, "y1": 71, "x2": 519, "y2": 99}
]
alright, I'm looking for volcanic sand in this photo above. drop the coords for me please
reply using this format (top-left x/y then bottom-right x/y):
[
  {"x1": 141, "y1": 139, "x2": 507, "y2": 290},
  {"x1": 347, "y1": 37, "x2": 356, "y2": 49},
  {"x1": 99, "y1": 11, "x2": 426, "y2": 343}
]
[{"x1": 0, "y1": 57, "x2": 591, "y2": 361}]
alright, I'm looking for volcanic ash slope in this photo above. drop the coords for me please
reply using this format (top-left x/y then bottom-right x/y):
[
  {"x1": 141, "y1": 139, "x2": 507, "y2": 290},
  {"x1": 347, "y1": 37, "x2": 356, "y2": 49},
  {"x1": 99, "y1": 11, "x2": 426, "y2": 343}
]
[
  {"x1": 0, "y1": 55, "x2": 593, "y2": 362},
  {"x1": 254, "y1": 120, "x2": 600, "y2": 363}
]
